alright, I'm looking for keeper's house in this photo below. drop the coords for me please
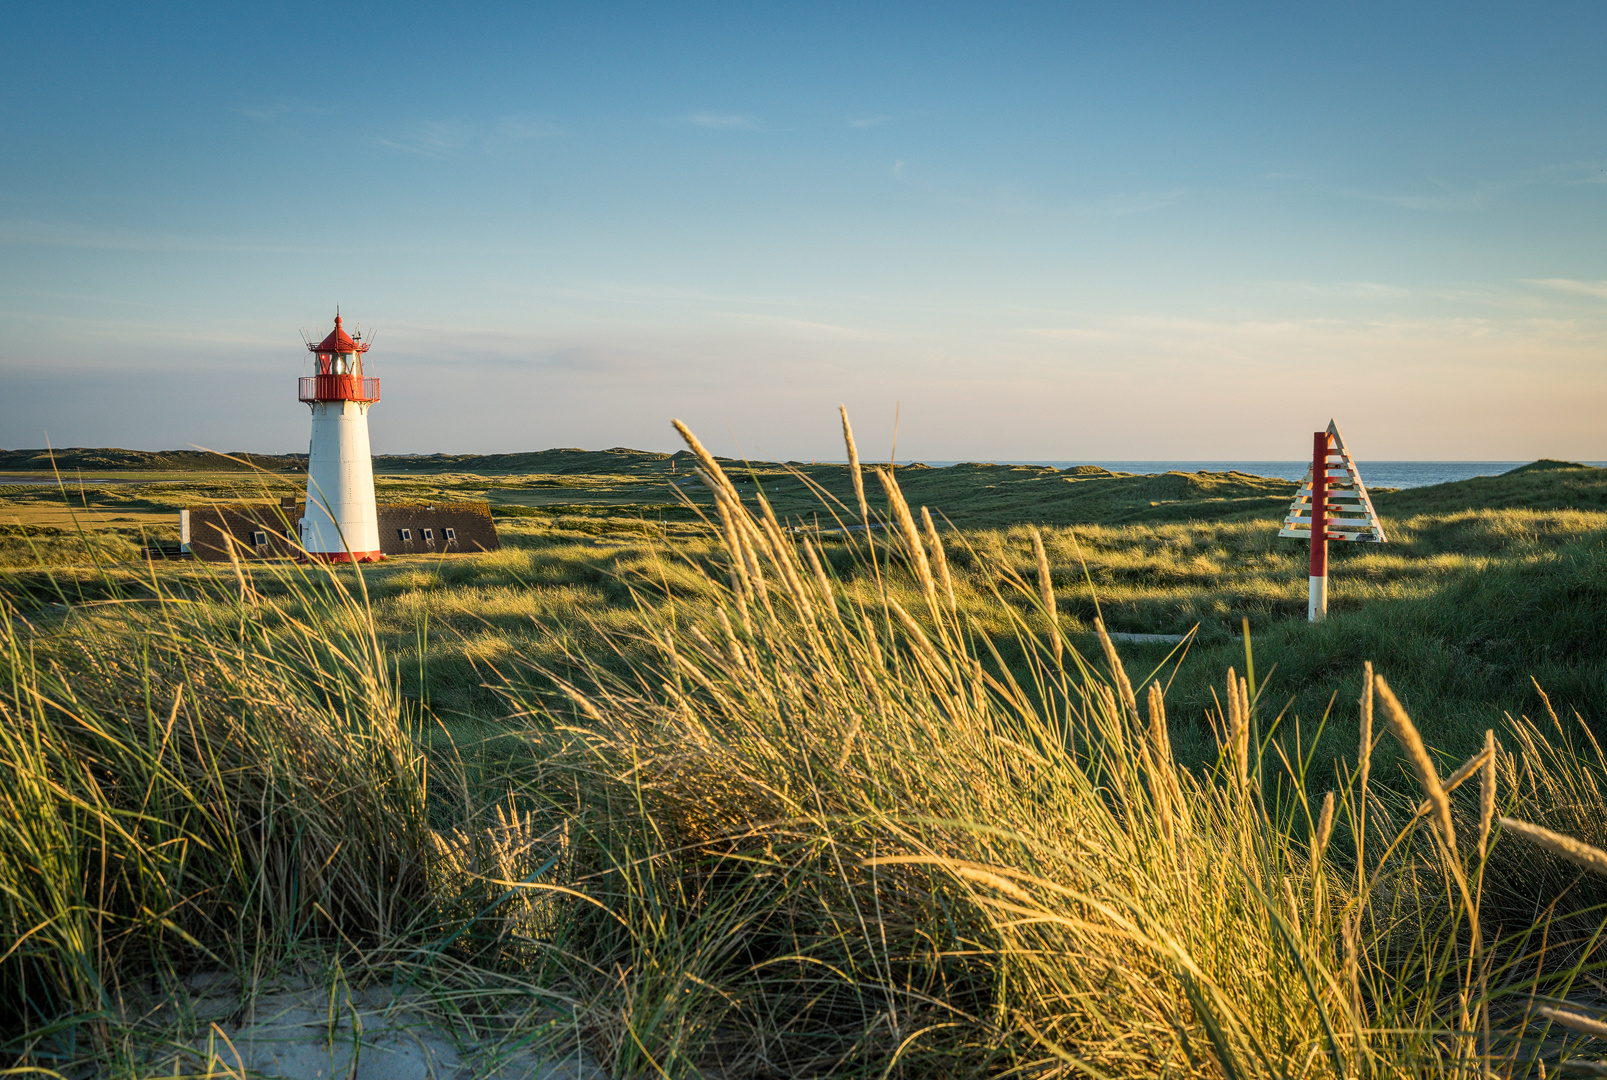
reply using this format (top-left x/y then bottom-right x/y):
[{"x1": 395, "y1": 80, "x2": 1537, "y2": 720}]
[{"x1": 177, "y1": 499, "x2": 500, "y2": 561}]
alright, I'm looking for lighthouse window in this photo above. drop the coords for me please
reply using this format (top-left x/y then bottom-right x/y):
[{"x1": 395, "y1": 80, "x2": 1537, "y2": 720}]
[
  {"x1": 398, "y1": 529, "x2": 412, "y2": 541},
  {"x1": 444, "y1": 528, "x2": 456, "y2": 541},
  {"x1": 422, "y1": 529, "x2": 434, "y2": 542}
]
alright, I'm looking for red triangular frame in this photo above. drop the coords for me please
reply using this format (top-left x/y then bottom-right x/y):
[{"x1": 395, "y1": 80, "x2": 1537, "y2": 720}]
[{"x1": 1278, "y1": 420, "x2": 1387, "y2": 543}]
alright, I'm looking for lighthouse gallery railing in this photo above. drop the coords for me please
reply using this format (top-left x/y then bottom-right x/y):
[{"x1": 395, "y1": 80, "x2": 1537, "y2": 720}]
[{"x1": 299, "y1": 375, "x2": 381, "y2": 403}]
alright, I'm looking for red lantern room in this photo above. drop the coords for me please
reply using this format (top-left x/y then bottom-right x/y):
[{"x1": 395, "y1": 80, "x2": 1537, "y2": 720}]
[{"x1": 298, "y1": 314, "x2": 380, "y2": 404}]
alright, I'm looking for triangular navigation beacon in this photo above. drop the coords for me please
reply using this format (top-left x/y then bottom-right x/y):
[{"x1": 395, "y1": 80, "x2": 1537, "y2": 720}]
[{"x1": 1278, "y1": 421, "x2": 1387, "y2": 544}]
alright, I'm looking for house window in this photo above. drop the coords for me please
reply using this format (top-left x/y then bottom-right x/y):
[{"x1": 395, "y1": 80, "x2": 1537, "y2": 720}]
[
  {"x1": 252, "y1": 531, "x2": 268, "y2": 546},
  {"x1": 422, "y1": 528, "x2": 434, "y2": 542},
  {"x1": 398, "y1": 529, "x2": 412, "y2": 541},
  {"x1": 444, "y1": 528, "x2": 456, "y2": 541}
]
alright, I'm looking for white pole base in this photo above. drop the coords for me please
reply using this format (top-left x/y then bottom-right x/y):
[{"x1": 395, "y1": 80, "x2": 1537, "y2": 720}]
[{"x1": 1308, "y1": 575, "x2": 1327, "y2": 623}]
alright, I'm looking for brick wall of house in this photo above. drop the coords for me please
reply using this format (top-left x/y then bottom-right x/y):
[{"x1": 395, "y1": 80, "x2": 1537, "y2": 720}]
[
  {"x1": 187, "y1": 505, "x2": 300, "y2": 561},
  {"x1": 376, "y1": 503, "x2": 501, "y2": 555},
  {"x1": 184, "y1": 500, "x2": 500, "y2": 560}
]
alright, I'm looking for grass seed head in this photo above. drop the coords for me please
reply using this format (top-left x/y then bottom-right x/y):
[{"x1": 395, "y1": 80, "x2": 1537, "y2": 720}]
[
  {"x1": 1375, "y1": 674, "x2": 1456, "y2": 853},
  {"x1": 1032, "y1": 528, "x2": 1061, "y2": 661},
  {"x1": 1222, "y1": 666, "x2": 1250, "y2": 791},
  {"x1": 1358, "y1": 661, "x2": 1374, "y2": 784},
  {"x1": 1313, "y1": 791, "x2": 1335, "y2": 864},
  {"x1": 1146, "y1": 681, "x2": 1170, "y2": 763},
  {"x1": 922, "y1": 506, "x2": 957, "y2": 614},
  {"x1": 1094, "y1": 618, "x2": 1137, "y2": 716},
  {"x1": 674, "y1": 419, "x2": 737, "y2": 500},
  {"x1": 1499, "y1": 817, "x2": 1607, "y2": 878},
  {"x1": 1537, "y1": 1006, "x2": 1607, "y2": 1040},
  {"x1": 839, "y1": 405, "x2": 869, "y2": 524},
  {"x1": 1480, "y1": 729, "x2": 1497, "y2": 861},
  {"x1": 878, "y1": 468, "x2": 937, "y2": 605}
]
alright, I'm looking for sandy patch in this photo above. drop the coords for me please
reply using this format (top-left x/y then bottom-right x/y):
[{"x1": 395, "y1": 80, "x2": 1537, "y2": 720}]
[{"x1": 156, "y1": 976, "x2": 597, "y2": 1080}]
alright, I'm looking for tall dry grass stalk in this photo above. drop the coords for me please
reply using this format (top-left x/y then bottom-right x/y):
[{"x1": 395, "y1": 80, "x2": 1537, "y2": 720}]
[
  {"x1": 1355, "y1": 661, "x2": 1374, "y2": 892},
  {"x1": 1480, "y1": 728, "x2": 1498, "y2": 862},
  {"x1": 1095, "y1": 617, "x2": 1137, "y2": 718},
  {"x1": 922, "y1": 506, "x2": 957, "y2": 614},
  {"x1": 1376, "y1": 674, "x2": 1456, "y2": 853},
  {"x1": 878, "y1": 467, "x2": 937, "y2": 607},
  {"x1": 1031, "y1": 527, "x2": 1061, "y2": 662},
  {"x1": 839, "y1": 405, "x2": 869, "y2": 524},
  {"x1": 1497, "y1": 817, "x2": 1607, "y2": 877}
]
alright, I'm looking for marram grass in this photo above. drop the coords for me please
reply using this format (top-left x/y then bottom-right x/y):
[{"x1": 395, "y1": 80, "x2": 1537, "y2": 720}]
[{"x1": 3, "y1": 421, "x2": 1607, "y2": 1077}]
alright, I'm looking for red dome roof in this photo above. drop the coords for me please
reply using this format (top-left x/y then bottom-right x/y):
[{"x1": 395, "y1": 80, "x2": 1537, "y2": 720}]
[{"x1": 309, "y1": 314, "x2": 369, "y2": 353}]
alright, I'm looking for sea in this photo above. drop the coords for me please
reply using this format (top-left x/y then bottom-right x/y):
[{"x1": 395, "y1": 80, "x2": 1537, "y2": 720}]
[
  {"x1": 3, "y1": 462, "x2": 1604, "y2": 491},
  {"x1": 909, "y1": 462, "x2": 1607, "y2": 490}
]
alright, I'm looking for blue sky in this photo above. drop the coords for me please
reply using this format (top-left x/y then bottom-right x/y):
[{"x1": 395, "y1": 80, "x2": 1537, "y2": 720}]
[{"x1": 2, "y1": 2, "x2": 1604, "y2": 460}]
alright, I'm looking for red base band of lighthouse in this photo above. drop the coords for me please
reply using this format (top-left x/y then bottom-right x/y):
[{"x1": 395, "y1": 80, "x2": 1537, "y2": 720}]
[
  {"x1": 1308, "y1": 430, "x2": 1328, "y2": 622},
  {"x1": 304, "y1": 549, "x2": 385, "y2": 564}
]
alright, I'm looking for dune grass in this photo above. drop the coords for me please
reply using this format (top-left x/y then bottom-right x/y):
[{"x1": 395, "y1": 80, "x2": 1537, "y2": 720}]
[
  {"x1": 4, "y1": 420, "x2": 1607, "y2": 1077},
  {"x1": 6, "y1": 461, "x2": 1604, "y2": 828}
]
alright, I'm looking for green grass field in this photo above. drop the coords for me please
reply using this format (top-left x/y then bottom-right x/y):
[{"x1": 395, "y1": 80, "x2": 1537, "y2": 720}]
[
  {"x1": 6, "y1": 449, "x2": 1603, "y2": 767},
  {"x1": 3, "y1": 437, "x2": 1607, "y2": 1076}
]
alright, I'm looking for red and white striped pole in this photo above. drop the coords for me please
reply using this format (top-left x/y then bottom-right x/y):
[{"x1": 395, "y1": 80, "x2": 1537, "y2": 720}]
[{"x1": 1308, "y1": 430, "x2": 1328, "y2": 622}]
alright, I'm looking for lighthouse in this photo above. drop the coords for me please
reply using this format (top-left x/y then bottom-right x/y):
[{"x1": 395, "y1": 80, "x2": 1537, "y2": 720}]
[{"x1": 297, "y1": 313, "x2": 383, "y2": 562}]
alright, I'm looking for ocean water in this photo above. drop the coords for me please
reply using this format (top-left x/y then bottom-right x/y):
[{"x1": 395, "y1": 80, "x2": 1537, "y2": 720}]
[
  {"x1": 4, "y1": 462, "x2": 1603, "y2": 492},
  {"x1": 914, "y1": 461, "x2": 1607, "y2": 490}
]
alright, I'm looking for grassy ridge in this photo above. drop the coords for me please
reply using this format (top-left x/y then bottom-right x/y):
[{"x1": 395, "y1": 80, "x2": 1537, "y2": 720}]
[
  {"x1": 6, "y1": 450, "x2": 1604, "y2": 536},
  {"x1": 0, "y1": 445, "x2": 681, "y2": 476},
  {"x1": 1379, "y1": 459, "x2": 1607, "y2": 515},
  {"x1": 8, "y1": 444, "x2": 1598, "y2": 515}
]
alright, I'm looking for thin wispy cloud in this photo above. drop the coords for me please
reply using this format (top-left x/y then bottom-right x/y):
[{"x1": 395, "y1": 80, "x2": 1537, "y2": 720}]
[
  {"x1": 1353, "y1": 161, "x2": 1607, "y2": 213},
  {"x1": 899, "y1": 168, "x2": 1031, "y2": 209},
  {"x1": 375, "y1": 120, "x2": 478, "y2": 158},
  {"x1": 678, "y1": 111, "x2": 762, "y2": 130},
  {"x1": 1088, "y1": 188, "x2": 1187, "y2": 216},
  {"x1": 0, "y1": 218, "x2": 314, "y2": 255},
  {"x1": 1360, "y1": 180, "x2": 1503, "y2": 212},
  {"x1": 1529, "y1": 278, "x2": 1607, "y2": 300},
  {"x1": 884, "y1": 155, "x2": 1183, "y2": 217},
  {"x1": 496, "y1": 117, "x2": 563, "y2": 140},
  {"x1": 363, "y1": 323, "x2": 640, "y2": 374},
  {"x1": 919, "y1": 176, "x2": 1184, "y2": 218},
  {"x1": 235, "y1": 98, "x2": 326, "y2": 123},
  {"x1": 534, "y1": 346, "x2": 635, "y2": 373},
  {"x1": 848, "y1": 114, "x2": 893, "y2": 129},
  {"x1": 1263, "y1": 280, "x2": 1413, "y2": 300},
  {"x1": 1015, "y1": 311, "x2": 1607, "y2": 358},
  {"x1": 377, "y1": 117, "x2": 561, "y2": 158},
  {"x1": 1528, "y1": 161, "x2": 1607, "y2": 186},
  {"x1": 722, "y1": 313, "x2": 889, "y2": 341}
]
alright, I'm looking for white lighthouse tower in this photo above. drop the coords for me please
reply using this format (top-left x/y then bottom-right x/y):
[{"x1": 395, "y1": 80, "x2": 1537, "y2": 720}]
[{"x1": 297, "y1": 313, "x2": 383, "y2": 562}]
